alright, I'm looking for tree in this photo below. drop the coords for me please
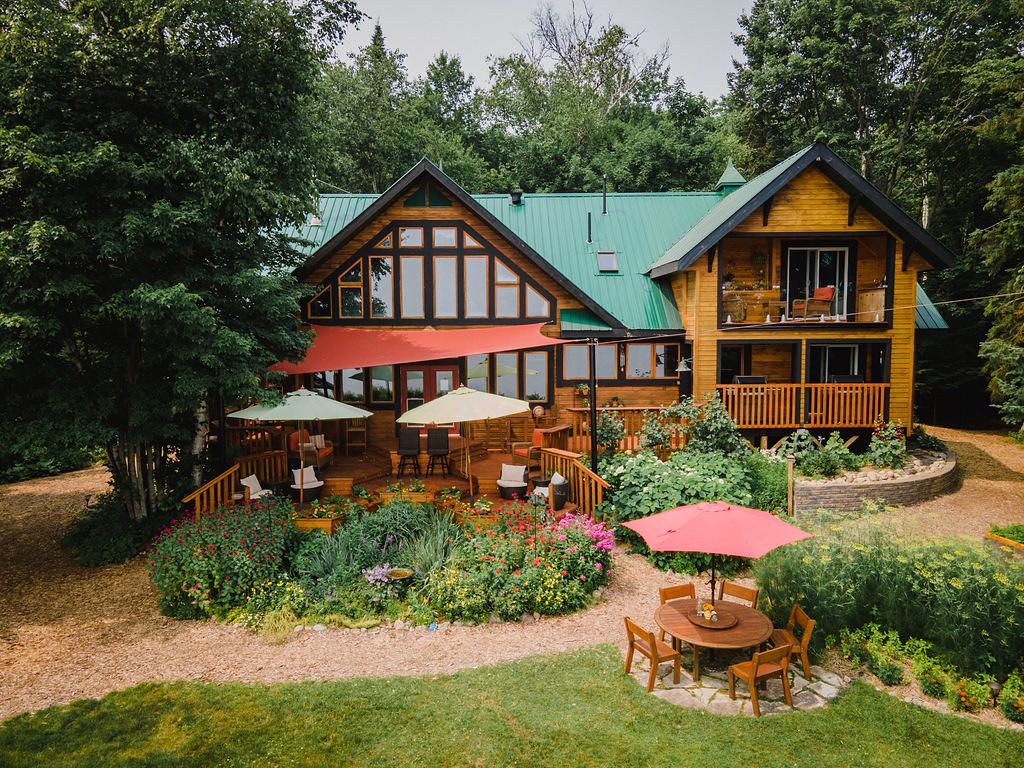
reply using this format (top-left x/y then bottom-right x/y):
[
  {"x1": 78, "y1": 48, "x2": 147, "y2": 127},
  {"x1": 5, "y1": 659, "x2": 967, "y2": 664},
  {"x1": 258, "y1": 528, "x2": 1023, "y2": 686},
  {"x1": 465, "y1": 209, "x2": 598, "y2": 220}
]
[{"x1": 0, "y1": 0, "x2": 360, "y2": 519}]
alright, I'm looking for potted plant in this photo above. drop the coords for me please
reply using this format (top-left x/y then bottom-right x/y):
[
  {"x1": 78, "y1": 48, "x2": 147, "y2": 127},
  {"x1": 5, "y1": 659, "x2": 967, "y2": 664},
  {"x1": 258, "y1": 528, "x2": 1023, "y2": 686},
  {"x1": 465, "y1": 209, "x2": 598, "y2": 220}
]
[
  {"x1": 379, "y1": 478, "x2": 434, "y2": 504},
  {"x1": 574, "y1": 383, "x2": 591, "y2": 408},
  {"x1": 293, "y1": 498, "x2": 352, "y2": 535}
]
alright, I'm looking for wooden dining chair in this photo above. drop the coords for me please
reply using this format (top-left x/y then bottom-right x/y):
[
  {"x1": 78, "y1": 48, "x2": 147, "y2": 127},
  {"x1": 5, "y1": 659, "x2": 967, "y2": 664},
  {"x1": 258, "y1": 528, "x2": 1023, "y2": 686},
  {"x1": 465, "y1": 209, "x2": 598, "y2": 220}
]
[
  {"x1": 658, "y1": 584, "x2": 696, "y2": 645},
  {"x1": 718, "y1": 580, "x2": 759, "y2": 609},
  {"x1": 771, "y1": 604, "x2": 816, "y2": 679},
  {"x1": 728, "y1": 643, "x2": 794, "y2": 717},
  {"x1": 624, "y1": 617, "x2": 681, "y2": 692}
]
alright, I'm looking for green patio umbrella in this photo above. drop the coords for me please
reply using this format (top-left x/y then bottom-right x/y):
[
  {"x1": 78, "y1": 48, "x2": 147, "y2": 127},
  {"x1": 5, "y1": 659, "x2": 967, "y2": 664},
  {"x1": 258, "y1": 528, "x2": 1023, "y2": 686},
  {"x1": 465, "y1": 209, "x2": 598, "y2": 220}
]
[{"x1": 229, "y1": 388, "x2": 372, "y2": 506}]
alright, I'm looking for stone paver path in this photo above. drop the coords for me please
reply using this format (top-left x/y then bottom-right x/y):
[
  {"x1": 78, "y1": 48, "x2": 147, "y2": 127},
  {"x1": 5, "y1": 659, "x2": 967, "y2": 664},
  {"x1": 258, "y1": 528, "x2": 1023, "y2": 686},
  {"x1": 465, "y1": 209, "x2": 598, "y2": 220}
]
[{"x1": 629, "y1": 649, "x2": 849, "y2": 716}]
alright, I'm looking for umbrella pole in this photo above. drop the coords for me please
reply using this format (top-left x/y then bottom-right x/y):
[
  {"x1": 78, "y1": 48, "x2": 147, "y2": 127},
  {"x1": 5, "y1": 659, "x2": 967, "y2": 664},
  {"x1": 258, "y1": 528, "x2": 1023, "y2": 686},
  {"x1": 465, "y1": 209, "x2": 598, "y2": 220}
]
[
  {"x1": 298, "y1": 418, "x2": 305, "y2": 513},
  {"x1": 710, "y1": 556, "x2": 717, "y2": 606},
  {"x1": 467, "y1": 421, "x2": 474, "y2": 503}
]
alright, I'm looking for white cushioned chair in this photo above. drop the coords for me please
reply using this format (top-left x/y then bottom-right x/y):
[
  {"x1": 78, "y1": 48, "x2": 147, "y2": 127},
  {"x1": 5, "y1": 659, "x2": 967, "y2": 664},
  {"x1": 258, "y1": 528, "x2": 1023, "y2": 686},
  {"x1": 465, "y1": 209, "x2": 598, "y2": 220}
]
[
  {"x1": 290, "y1": 465, "x2": 324, "y2": 501},
  {"x1": 496, "y1": 463, "x2": 529, "y2": 500},
  {"x1": 239, "y1": 474, "x2": 273, "y2": 501}
]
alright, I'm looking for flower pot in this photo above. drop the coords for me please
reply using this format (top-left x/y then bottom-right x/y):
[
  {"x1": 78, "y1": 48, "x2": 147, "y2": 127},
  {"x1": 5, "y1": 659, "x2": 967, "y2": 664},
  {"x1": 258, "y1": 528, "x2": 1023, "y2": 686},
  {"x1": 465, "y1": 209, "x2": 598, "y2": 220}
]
[{"x1": 294, "y1": 516, "x2": 342, "y2": 535}]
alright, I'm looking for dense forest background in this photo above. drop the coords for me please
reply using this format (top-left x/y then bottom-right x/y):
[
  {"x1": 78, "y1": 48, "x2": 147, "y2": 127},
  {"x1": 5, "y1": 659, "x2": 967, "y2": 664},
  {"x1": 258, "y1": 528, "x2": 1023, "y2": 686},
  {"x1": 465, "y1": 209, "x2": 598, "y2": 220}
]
[{"x1": 1, "y1": 0, "x2": 1022, "y2": 517}]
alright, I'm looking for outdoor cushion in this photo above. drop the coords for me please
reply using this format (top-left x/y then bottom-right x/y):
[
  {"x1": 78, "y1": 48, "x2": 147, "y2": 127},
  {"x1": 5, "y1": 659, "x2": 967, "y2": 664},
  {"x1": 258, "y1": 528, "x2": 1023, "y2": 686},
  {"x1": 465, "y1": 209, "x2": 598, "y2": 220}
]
[
  {"x1": 550, "y1": 471, "x2": 566, "y2": 486},
  {"x1": 239, "y1": 474, "x2": 272, "y2": 500},
  {"x1": 496, "y1": 479, "x2": 529, "y2": 488},
  {"x1": 311, "y1": 434, "x2": 326, "y2": 449},
  {"x1": 499, "y1": 464, "x2": 528, "y2": 484},
  {"x1": 288, "y1": 429, "x2": 311, "y2": 452},
  {"x1": 291, "y1": 466, "x2": 323, "y2": 489}
]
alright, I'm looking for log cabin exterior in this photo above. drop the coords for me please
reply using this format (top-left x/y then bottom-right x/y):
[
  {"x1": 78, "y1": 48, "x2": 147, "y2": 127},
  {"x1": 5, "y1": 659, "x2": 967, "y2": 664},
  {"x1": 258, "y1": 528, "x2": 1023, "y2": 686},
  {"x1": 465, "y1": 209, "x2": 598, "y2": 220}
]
[{"x1": 272, "y1": 142, "x2": 952, "y2": 453}]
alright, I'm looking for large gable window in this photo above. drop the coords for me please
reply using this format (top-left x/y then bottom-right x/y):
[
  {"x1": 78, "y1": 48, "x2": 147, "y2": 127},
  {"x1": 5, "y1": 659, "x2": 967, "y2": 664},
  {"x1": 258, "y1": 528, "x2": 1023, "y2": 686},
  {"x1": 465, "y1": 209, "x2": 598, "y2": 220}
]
[{"x1": 308, "y1": 223, "x2": 555, "y2": 324}]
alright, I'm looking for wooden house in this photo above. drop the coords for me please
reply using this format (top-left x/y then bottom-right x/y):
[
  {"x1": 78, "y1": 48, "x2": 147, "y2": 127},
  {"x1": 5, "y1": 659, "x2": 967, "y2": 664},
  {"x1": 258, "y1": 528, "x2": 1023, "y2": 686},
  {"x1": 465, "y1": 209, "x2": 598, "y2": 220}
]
[{"x1": 269, "y1": 142, "x2": 952, "y2": 456}]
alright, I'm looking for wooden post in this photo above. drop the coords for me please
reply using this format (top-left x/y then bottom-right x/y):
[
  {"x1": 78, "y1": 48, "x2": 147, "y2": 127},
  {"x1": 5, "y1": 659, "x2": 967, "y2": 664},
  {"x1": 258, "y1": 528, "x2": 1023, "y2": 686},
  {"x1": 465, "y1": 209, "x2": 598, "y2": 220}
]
[
  {"x1": 760, "y1": 435, "x2": 768, "y2": 451},
  {"x1": 786, "y1": 455, "x2": 796, "y2": 517}
]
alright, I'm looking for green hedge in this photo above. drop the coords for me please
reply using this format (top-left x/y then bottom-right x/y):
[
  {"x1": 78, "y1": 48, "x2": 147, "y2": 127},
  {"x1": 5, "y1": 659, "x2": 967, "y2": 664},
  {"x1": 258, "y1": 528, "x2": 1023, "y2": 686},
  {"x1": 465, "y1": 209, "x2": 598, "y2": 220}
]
[{"x1": 754, "y1": 529, "x2": 1024, "y2": 677}]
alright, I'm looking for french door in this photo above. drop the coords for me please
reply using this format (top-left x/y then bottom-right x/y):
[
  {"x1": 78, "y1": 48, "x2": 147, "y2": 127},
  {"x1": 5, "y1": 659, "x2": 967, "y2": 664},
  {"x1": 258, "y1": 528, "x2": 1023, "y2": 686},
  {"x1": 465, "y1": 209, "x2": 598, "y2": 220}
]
[{"x1": 400, "y1": 364, "x2": 460, "y2": 433}]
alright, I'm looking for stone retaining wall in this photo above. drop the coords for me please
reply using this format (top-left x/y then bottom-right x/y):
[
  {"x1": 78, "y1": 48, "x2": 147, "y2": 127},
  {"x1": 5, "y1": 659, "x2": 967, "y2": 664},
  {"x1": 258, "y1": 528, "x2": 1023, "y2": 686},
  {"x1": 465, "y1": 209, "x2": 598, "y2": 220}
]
[{"x1": 794, "y1": 451, "x2": 959, "y2": 514}]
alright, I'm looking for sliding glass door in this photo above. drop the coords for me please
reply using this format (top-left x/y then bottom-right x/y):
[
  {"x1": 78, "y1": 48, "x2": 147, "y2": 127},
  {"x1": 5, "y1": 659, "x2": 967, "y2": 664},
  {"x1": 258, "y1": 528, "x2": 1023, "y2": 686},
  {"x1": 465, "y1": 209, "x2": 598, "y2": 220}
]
[{"x1": 785, "y1": 247, "x2": 851, "y2": 318}]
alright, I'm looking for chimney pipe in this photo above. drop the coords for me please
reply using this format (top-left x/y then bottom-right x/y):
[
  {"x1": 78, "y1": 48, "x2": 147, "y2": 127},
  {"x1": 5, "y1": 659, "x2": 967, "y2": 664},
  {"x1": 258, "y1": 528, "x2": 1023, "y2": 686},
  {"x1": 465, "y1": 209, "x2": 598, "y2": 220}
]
[
  {"x1": 587, "y1": 212, "x2": 592, "y2": 244},
  {"x1": 602, "y1": 175, "x2": 607, "y2": 215},
  {"x1": 510, "y1": 188, "x2": 524, "y2": 206}
]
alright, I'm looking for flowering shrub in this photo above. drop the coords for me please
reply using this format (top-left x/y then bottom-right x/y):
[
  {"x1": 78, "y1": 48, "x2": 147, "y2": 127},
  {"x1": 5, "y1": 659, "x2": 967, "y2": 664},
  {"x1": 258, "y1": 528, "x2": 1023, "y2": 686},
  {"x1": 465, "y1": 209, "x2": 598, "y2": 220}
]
[
  {"x1": 998, "y1": 671, "x2": 1024, "y2": 722},
  {"x1": 868, "y1": 417, "x2": 907, "y2": 468},
  {"x1": 425, "y1": 504, "x2": 615, "y2": 622},
  {"x1": 148, "y1": 496, "x2": 298, "y2": 619},
  {"x1": 951, "y1": 677, "x2": 991, "y2": 713},
  {"x1": 915, "y1": 662, "x2": 950, "y2": 699},
  {"x1": 756, "y1": 528, "x2": 1024, "y2": 676}
]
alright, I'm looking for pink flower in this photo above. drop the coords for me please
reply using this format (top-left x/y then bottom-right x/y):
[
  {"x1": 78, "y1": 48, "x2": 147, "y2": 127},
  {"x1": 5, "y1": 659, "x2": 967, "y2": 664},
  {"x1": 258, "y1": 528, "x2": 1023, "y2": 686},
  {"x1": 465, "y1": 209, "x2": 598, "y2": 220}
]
[{"x1": 595, "y1": 563, "x2": 603, "y2": 570}]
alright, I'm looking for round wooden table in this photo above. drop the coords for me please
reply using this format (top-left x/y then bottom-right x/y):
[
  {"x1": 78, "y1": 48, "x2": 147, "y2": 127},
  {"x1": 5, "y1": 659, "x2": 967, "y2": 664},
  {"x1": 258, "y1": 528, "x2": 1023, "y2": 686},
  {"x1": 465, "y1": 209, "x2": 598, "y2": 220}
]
[{"x1": 654, "y1": 598, "x2": 774, "y2": 682}]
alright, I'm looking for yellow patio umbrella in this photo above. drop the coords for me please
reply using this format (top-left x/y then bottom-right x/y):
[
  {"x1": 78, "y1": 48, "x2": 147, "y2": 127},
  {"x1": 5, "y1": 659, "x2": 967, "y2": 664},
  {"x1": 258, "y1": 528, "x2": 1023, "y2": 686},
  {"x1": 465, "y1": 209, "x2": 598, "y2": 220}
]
[{"x1": 396, "y1": 386, "x2": 530, "y2": 498}]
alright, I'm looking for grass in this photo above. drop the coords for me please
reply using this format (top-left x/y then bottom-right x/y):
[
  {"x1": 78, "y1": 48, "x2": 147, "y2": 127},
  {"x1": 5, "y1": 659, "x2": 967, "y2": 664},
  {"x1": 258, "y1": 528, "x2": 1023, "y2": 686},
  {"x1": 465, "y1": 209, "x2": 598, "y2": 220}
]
[{"x1": 1, "y1": 646, "x2": 1020, "y2": 767}]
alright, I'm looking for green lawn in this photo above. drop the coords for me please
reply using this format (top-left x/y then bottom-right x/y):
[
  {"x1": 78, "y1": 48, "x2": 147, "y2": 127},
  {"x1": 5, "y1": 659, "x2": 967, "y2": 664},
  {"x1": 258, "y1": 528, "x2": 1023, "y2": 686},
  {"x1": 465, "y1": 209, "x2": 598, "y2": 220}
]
[{"x1": 1, "y1": 646, "x2": 1020, "y2": 767}]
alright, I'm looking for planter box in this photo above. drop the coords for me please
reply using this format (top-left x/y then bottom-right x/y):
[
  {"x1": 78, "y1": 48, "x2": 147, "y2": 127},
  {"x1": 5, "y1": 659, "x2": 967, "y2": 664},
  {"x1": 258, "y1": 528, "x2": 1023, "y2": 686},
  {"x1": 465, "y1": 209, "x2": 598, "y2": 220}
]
[
  {"x1": 985, "y1": 531, "x2": 1024, "y2": 554},
  {"x1": 295, "y1": 516, "x2": 343, "y2": 535},
  {"x1": 379, "y1": 491, "x2": 435, "y2": 505}
]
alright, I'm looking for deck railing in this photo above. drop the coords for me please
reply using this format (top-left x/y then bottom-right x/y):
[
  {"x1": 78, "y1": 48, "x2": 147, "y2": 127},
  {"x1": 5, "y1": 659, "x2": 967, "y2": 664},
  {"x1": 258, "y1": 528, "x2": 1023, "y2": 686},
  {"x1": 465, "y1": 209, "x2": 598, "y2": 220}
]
[
  {"x1": 566, "y1": 407, "x2": 685, "y2": 452},
  {"x1": 182, "y1": 449, "x2": 288, "y2": 522},
  {"x1": 539, "y1": 447, "x2": 610, "y2": 517},
  {"x1": 224, "y1": 425, "x2": 283, "y2": 454},
  {"x1": 716, "y1": 383, "x2": 889, "y2": 430}
]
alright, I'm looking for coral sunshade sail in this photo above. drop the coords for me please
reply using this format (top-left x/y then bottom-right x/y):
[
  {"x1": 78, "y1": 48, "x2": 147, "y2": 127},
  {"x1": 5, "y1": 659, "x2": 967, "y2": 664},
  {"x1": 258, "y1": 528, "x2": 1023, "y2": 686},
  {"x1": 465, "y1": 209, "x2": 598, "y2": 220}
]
[
  {"x1": 271, "y1": 323, "x2": 566, "y2": 375},
  {"x1": 621, "y1": 501, "x2": 812, "y2": 559}
]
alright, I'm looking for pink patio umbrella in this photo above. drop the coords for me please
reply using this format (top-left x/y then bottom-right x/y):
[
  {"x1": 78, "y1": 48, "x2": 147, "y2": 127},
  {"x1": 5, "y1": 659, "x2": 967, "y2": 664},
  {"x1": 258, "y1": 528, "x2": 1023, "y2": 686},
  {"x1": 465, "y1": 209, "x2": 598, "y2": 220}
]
[{"x1": 621, "y1": 501, "x2": 813, "y2": 605}]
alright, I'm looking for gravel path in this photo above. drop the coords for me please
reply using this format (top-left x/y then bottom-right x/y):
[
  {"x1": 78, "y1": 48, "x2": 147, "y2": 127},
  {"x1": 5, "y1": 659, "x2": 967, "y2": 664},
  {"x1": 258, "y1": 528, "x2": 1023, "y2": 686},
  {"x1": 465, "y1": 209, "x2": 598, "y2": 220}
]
[{"x1": 1, "y1": 427, "x2": 1021, "y2": 720}]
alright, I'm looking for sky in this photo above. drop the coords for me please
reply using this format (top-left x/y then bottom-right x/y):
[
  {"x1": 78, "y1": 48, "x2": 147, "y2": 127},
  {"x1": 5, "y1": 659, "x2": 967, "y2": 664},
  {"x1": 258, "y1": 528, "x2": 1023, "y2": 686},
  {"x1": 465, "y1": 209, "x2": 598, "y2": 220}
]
[{"x1": 337, "y1": 0, "x2": 751, "y2": 99}]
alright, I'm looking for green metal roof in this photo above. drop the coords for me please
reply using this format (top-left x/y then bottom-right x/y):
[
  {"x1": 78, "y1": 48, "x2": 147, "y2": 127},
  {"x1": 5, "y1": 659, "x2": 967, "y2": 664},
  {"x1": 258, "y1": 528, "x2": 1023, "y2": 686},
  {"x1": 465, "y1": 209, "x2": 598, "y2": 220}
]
[
  {"x1": 648, "y1": 145, "x2": 812, "y2": 277},
  {"x1": 715, "y1": 158, "x2": 747, "y2": 191},
  {"x1": 559, "y1": 308, "x2": 612, "y2": 333},
  {"x1": 295, "y1": 189, "x2": 721, "y2": 331},
  {"x1": 915, "y1": 283, "x2": 948, "y2": 330}
]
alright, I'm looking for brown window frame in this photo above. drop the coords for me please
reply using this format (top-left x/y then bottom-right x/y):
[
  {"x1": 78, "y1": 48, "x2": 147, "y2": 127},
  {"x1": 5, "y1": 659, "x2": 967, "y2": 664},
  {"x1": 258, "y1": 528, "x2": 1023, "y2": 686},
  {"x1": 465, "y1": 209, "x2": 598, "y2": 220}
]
[
  {"x1": 307, "y1": 283, "x2": 333, "y2": 320},
  {"x1": 432, "y1": 226, "x2": 457, "y2": 248},
  {"x1": 624, "y1": 342, "x2": 681, "y2": 380},
  {"x1": 338, "y1": 263, "x2": 363, "y2": 319},
  {"x1": 464, "y1": 254, "x2": 489, "y2": 318},
  {"x1": 525, "y1": 284, "x2": 550, "y2": 318},
  {"x1": 398, "y1": 226, "x2": 424, "y2": 248},
  {"x1": 399, "y1": 254, "x2": 425, "y2": 319},
  {"x1": 369, "y1": 255, "x2": 394, "y2": 318},
  {"x1": 561, "y1": 343, "x2": 618, "y2": 381},
  {"x1": 494, "y1": 257, "x2": 520, "y2": 319}
]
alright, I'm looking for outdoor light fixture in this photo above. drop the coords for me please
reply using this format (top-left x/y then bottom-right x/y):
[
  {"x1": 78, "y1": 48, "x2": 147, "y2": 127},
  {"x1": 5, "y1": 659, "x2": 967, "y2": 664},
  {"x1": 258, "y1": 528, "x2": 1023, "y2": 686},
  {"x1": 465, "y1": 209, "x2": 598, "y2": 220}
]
[
  {"x1": 676, "y1": 357, "x2": 692, "y2": 373},
  {"x1": 532, "y1": 405, "x2": 545, "y2": 418}
]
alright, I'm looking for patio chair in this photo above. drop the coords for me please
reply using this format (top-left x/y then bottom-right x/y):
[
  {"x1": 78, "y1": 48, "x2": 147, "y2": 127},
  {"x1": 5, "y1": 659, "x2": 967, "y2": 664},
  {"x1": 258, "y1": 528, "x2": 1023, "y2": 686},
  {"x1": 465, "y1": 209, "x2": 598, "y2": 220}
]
[
  {"x1": 530, "y1": 470, "x2": 568, "y2": 511},
  {"x1": 727, "y1": 643, "x2": 794, "y2": 717},
  {"x1": 396, "y1": 427, "x2": 421, "y2": 477},
  {"x1": 425, "y1": 428, "x2": 450, "y2": 477},
  {"x1": 511, "y1": 428, "x2": 543, "y2": 473},
  {"x1": 792, "y1": 286, "x2": 836, "y2": 319},
  {"x1": 722, "y1": 295, "x2": 748, "y2": 323},
  {"x1": 496, "y1": 463, "x2": 528, "y2": 500},
  {"x1": 239, "y1": 474, "x2": 273, "y2": 502},
  {"x1": 288, "y1": 428, "x2": 334, "y2": 469},
  {"x1": 624, "y1": 617, "x2": 681, "y2": 692},
  {"x1": 771, "y1": 604, "x2": 816, "y2": 679},
  {"x1": 717, "y1": 580, "x2": 759, "y2": 609},
  {"x1": 289, "y1": 465, "x2": 324, "y2": 502},
  {"x1": 658, "y1": 584, "x2": 696, "y2": 647}
]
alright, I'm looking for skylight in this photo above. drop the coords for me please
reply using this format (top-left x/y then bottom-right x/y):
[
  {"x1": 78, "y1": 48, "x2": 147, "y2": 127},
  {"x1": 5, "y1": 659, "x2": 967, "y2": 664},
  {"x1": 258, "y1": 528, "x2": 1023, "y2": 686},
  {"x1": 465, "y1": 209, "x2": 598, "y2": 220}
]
[{"x1": 596, "y1": 250, "x2": 618, "y2": 272}]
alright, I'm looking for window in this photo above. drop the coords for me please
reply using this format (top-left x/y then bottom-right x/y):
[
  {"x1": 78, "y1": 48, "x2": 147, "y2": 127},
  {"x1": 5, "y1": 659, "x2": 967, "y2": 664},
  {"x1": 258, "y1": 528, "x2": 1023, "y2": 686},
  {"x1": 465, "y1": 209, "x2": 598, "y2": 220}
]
[
  {"x1": 524, "y1": 351, "x2": 548, "y2": 402},
  {"x1": 399, "y1": 227, "x2": 423, "y2": 248},
  {"x1": 466, "y1": 353, "x2": 489, "y2": 392},
  {"x1": 464, "y1": 232, "x2": 481, "y2": 248},
  {"x1": 525, "y1": 285, "x2": 550, "y2": 318},
  {"x1": 495, "y1": 352, "x2": 519, "y2": 397},
  {"x1": 309, "y1": 370, "x2": 335, "y2": 398},
  {"x1": 370, "y1": 256, "x2": 393, "y2": 318},
  {"x1": 563, "y1": 344, "x2": 617, "y2": 380},
  {"x1": 370, "y1": 366, "x2": 394, "y2": 403},
  {"x1": 596, "y1": 250, "x2": 618, "y2": 272},
  {"x1": 784, "y1": 246, "x2": 851, "y2": 318},
  {"x1": 626, "y1": 343, "x2": 680, "y2": 379},
  {"x1": 495, "y1": 259, "x2": 519, "y2": 318},
  {"x1": 375, "y1": 233, "x2": 393, "y2": 249},
  {"x1": 341, "y1": 369, "x2": 364, "y2": 403},
  {"x1": 400, "y1": 255, "x2": 424, "y2": 318},
  {"x1": 308, "y1": 284, "x2": 332, "y2": 320},
  {"x1": 433, "y1": 255, "x2": 457, "y2": 318},
  {"x1": 433, "y1": 227, "x2": 457, "y2": 247},
  {"x1": 338, "y1": 263, "x2": 363, "y2": 318},
  {"x1": 465, "y1": 255, "x2": 488, "y2": 317}
]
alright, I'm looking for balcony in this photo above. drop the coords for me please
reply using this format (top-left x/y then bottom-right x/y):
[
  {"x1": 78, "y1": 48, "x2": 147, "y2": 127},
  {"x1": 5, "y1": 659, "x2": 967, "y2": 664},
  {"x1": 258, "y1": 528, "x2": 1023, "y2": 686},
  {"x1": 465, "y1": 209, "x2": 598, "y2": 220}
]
[{"x1": 717, "y1": 383, "x2": 890, "y2": 430}]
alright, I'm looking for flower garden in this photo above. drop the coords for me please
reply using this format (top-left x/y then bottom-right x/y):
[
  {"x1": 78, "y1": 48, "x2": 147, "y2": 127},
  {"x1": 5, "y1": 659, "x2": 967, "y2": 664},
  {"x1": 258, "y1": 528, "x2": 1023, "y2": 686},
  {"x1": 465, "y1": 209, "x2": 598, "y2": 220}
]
[{"x1": 147, "y1": 492, "x2": 614, "y2": 635}]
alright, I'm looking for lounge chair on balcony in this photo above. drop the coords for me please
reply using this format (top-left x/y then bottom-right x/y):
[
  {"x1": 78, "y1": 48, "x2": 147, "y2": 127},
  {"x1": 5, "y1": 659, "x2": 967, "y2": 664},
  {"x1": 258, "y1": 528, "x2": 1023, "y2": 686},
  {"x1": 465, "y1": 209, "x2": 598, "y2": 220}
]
[
  {"x1": 511, "y1": 428, "x2": 543, "y2": 473},
  {"x1": 792, "y1": 286, "x2": 836, "y2": 319}
]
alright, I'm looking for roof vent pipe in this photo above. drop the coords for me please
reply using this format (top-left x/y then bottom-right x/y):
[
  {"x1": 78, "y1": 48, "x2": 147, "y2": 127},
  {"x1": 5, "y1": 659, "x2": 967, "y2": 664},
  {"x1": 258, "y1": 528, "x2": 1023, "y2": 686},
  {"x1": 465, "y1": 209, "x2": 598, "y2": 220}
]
[
  {"x1": 602, "y1": 175, "x2": 608, "y2": 215},
  {"x1": 587, "y1": 211, "x2": 592, "y2": 244},
  {"x1": 510, "y1": 188, "x2": 524, "y2": 206}
]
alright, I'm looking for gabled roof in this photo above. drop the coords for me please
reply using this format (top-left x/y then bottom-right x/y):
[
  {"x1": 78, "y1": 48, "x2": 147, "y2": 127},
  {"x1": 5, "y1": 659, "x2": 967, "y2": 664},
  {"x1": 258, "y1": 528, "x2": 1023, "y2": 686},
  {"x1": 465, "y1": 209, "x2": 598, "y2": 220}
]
[
  {"x1": 292, "y1": 160, "x2": 721, "y2": 331},
  {"x1": 647, "y1": 142, "x2": 956, "y2": 278}
]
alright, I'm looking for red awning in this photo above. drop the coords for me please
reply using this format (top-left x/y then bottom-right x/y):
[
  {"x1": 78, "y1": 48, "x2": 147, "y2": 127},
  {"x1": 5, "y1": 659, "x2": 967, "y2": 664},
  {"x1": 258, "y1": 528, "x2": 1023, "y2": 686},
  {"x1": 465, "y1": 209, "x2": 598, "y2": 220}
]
[{"x1": 271, "y1": 323, "x2": 568, "y2": 375}]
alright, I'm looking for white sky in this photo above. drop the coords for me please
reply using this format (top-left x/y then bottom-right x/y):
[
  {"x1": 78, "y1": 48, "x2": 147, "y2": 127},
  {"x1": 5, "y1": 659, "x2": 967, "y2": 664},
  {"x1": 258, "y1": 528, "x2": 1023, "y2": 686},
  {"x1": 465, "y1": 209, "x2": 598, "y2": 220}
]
[{"x1": 337, "y1": 0, "x2": 750, "y2": 99}]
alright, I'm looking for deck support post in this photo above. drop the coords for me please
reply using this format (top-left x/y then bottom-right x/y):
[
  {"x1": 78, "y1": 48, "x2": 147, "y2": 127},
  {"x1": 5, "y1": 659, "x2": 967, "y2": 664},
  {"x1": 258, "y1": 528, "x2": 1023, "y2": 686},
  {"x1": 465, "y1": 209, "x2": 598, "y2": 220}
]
[
  {"x1": 786, "y1": 456, "x2": 795, "y2": 517},
  {"x1": 588, "y1": 338, "x2": 599, "y2": 475}
]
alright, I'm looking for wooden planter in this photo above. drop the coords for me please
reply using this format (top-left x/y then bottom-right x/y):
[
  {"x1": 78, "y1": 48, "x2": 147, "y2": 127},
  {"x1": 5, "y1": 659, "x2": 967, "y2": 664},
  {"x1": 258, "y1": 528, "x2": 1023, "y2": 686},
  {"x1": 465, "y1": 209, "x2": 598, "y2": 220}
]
[
  {"x1": 379, "y1": 491, "x2": 435, "y2": 505},
  {"x1": 985, "y1": 531, "x2": 1024, "y2": 554},
  {"x1": 295, "y1": 516, "x2": 343, "y2": 535}
]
